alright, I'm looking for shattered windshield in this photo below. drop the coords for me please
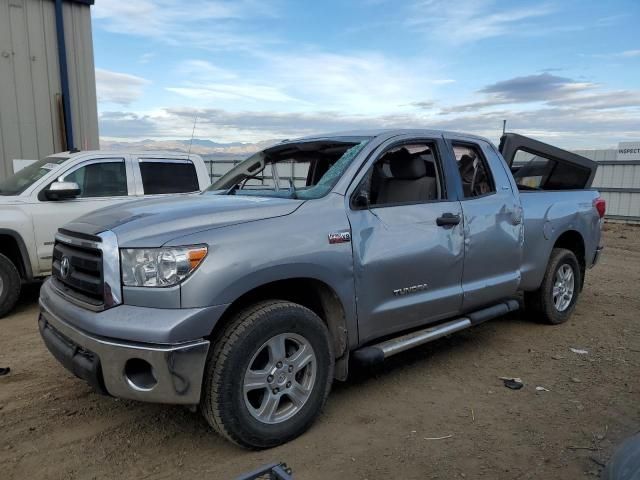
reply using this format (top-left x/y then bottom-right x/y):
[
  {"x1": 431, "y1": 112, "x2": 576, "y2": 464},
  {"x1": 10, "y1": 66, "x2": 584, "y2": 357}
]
[
  {"x1": 208, "y1": 137, "x2": 370, "y2": 200},
  {"x1": 0, "y1": 156, "x2": 69, "y2": 196}
]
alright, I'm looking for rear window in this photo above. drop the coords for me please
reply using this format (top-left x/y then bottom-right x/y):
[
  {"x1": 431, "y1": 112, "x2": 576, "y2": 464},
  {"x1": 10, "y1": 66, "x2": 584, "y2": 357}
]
[
  {"x1": 512, "y1": 149, "x2": 591, "y2": 190},
  {"x1": 139, "y1": 160, "x2": 199, "y2": 194}
]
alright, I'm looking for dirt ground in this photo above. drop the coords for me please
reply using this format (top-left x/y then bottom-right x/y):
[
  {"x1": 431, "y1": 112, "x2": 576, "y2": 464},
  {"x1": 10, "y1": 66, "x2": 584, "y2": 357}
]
[{"x1": 1, "y1": 223, "x2": 639, "y2": 480}]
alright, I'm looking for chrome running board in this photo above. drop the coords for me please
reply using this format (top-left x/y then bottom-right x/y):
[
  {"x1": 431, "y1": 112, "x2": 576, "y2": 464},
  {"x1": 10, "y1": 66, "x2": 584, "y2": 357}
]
[{"x1": 352, "y1": 299, "x2": 519, "y2": 365}]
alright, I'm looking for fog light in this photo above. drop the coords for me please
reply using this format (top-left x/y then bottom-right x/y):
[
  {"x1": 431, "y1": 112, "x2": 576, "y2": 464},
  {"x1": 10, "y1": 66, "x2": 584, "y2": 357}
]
[{"x1": 124, "y1": 358, "x2": 157, "y2": 390}]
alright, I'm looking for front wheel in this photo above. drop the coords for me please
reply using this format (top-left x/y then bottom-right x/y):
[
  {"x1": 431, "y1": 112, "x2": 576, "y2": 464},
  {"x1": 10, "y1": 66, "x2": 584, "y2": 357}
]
[
  {"x1": 201, "y1": 300, "x2": 334, "y2": 449},
  {"x1": 525, "y1": 248, "x2": 582, "y2": 324}
]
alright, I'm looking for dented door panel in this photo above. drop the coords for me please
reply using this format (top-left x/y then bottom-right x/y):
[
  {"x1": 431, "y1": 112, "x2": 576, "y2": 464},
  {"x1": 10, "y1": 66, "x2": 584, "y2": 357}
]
[
  {"x1": 459, "y1": 193, "x2": 523, "y2": 310},
  {"x1": 349, "y1": 201, "x2": 464, "y2": 343}
]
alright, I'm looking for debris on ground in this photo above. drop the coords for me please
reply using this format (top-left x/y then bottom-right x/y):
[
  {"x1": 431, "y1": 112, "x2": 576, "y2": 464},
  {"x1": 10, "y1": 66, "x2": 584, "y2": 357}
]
[
  {"x1": 570, "y1": 348, "x2": 589, "y2": 355},
  {"x1": 571, "y1": 377, "x2": 581, "y2": 383},
  {"x1": 536, "y1": 386, "x2": 550, "y2": 392},
  {"x1": 500, "y1": 377, "x2": 524, "y2": 390},
  {"x1": 424, "y1": 435, "x2": 453, "y2": 440},
  {"x1": 0, "y1": 367, "x2": 10, "y2": 376},
  {"x1": 235, "y1": 462, "x2": 293, "y2": 480}
]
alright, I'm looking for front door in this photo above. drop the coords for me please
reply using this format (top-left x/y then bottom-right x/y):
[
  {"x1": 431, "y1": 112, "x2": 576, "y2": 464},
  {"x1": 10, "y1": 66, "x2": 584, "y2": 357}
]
[
  {"x1": 30, "y1": 158, "x2": 133, "y2": 273},
  {"x1": 347, "y1": 137, "x2": 465, "y2": 344}
]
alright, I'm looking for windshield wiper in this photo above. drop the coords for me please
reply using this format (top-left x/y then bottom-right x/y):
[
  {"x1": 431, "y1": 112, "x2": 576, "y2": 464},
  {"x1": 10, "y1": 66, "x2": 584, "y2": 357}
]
[{"x1": 224, "y1": 183, "x2": 239, "y2": 195}]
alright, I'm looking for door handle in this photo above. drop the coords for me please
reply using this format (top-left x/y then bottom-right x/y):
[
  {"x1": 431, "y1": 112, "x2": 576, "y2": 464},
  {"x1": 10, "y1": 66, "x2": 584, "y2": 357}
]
[
  {"x1": 510, "y1": 212, "x2": 522, "y2": 225},
  {"x1": 436, "y1": 213, "x2": 461, "y2": 227}
]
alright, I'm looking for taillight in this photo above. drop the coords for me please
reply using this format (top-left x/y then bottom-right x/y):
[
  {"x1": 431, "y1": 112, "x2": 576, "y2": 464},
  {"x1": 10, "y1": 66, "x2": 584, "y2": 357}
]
[{"x1": 593, "y1": 197, "x2": 606, "y2": 218}]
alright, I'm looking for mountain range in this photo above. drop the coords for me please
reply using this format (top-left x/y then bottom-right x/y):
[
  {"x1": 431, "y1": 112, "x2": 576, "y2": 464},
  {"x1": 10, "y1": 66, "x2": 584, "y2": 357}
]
[{"x1": 100, "y1": 138, "x2": 280, "y2": 159}]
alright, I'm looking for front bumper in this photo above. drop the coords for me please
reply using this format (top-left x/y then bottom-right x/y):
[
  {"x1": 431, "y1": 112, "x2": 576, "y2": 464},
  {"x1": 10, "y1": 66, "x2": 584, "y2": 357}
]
[{"x1": 39, "y1": 298, "x2": 210, "y2": 405}]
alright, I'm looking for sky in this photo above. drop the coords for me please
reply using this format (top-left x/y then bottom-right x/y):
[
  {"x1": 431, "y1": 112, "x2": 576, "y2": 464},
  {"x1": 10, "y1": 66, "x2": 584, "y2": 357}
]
[{"x1": 92, "y1": 0, "x2": 640, "y2": 149}]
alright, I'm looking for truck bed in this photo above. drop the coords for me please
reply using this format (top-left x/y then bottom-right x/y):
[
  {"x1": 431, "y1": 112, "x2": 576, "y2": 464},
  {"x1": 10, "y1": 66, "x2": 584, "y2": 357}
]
[{"x1": 518, "y1": 189, "x2": 602, "y2": 291}]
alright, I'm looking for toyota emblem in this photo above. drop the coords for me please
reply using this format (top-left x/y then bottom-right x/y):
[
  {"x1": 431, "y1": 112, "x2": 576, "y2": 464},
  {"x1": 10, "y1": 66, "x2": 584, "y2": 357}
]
[{"x1": 60, "y1": 256, "x2": 71, "y2": 279}]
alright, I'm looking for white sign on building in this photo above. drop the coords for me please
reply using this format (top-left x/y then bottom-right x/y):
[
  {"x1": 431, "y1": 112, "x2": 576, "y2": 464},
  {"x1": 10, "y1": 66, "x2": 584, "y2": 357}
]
[{"x1": 617, "y1": 142, "x2": 640, "y2": 161}]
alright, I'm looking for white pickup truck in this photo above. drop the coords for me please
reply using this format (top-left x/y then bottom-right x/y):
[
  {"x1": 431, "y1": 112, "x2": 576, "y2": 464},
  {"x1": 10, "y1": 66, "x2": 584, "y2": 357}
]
[{"x1": 0, "y1": 150, "x2": 210, "y2": 317}]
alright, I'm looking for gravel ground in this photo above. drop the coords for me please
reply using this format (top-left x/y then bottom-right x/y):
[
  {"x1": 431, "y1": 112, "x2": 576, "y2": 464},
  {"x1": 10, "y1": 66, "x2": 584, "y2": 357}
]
[{"x1": 1, "y1": 223, "x2": 639, "y2": 479}]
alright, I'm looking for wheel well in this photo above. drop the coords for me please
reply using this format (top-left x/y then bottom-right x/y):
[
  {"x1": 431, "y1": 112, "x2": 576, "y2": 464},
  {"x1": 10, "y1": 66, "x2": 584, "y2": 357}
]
[
  {"x1": 0, "y1": 234, "x2": 27, "y2": 279},
  {"x1": 211, "y1": 278, "x2": 349, "y2": 359},
  {"x1": 553, "y1": 230, "x2": 585, "y2": 285}
]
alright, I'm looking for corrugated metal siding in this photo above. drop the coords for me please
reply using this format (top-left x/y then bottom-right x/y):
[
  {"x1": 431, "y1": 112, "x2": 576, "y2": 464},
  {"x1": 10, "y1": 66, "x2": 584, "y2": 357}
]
[
  {"x1": 63, "y1": 0, "x2": 98, "y2": 150},
  {"x1": 576, "y1": 149, "x2": 640, "y2": 221},
  {"x1": 0, "y1": 0, "x2": 98, "y2": 181}
]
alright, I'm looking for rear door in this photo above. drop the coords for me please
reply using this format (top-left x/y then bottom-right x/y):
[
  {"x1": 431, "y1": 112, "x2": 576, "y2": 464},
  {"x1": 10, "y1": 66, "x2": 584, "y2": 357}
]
[
  {"x1": 131, "y1": 156, "x2": 201, "y2": 196},
  {"x1": 445, "y1": 136, "x2": 524, "y2": 311},
  {"x1": 347, "y1": 135, "x2": 465, "y2": 343}
]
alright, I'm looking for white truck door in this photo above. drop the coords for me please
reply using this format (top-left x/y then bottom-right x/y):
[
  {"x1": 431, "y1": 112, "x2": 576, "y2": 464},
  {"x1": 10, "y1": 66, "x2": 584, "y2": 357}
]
[{"x1": 30, "y1": 157, "x2": 134, "y2": 274}]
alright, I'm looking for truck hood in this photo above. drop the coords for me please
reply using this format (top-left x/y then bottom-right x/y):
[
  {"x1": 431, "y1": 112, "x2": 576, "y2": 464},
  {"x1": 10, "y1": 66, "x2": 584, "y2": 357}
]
[
  {"x1": 65, "y1": 193, "x2": 304, "y2": 247},
  {"x1": 0, "y1": 195, "x2": 27, "y2": 205}
]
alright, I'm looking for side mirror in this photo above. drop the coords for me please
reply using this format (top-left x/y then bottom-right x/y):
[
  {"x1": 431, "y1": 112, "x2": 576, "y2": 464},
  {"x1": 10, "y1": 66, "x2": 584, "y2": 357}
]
[
  {"x1": 352, "y1": 192, "x2": 370, "y2": 209},
  {"x1": 45, "y1": 181, "x2": 80, "y2": 200}
]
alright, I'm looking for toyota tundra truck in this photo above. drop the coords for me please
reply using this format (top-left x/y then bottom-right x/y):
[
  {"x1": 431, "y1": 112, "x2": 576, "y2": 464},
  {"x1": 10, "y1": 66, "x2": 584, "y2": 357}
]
[{"x1": 38, "y1": 130, "x2": 604, "y2": 449}]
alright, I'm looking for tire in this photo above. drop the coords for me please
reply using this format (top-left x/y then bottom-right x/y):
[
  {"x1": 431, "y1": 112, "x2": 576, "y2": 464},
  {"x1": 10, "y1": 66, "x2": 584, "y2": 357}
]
[
  {"x1": 525, "y1": 248, "x2": 582, "y2": 325},
  {"x1": 201, "y1": 300, "x2": 334, "y2": 449},
  {"x1": 0, "y1": 253, "x2": 21, "y2": 318},
  {"x1": 602, "y1": 433, "x2": 640, "y2": 480}
]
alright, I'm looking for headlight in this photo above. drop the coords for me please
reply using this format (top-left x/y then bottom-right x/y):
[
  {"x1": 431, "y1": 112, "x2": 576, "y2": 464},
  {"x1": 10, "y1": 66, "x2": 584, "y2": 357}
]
[{"x1": 120, "y1": 245, "x2": 207, "y2": 287}]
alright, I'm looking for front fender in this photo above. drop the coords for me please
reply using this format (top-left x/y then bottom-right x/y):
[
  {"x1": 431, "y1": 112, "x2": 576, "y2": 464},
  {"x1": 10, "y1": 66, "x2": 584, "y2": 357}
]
[
  {"x1": 176, "y1": 195, "x2": 357, "y2": 343},
  {"x1": 178, "y1": 195, "x2": 353, "y2": 303},
  {"x1": 0, "y1": 204, "x2": 36, "y2": 279}
]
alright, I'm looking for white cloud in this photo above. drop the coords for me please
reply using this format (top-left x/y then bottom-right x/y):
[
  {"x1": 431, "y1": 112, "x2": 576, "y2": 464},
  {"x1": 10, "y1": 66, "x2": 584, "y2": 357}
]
[
  {"x1": 166, "y1": 85, "x2": 299, "y2": 103},
  {"x1": 176, "y1": 60, "x2": 238, "y2": 80},
  {"x1": 619, "y1": 49, "x2": 640, "y2": 57},
  {"x1": 431, "y1": 79, "x2": 456, "y2": 85},
  {"x1": 264, "y1": 51, "x2": 436, "y2": 114},
  {"x1": 166, "y1": 59, "x2": 300, "y2": 103},
  {"x1": 167, "y1": 51, "x2": 441, "y2": 116},
  {"x1": 405, "y1": 0, "x2": 555, "y2": 44},
  {"x1": 95, "y1": 68, "x2": 149, "y2": 105},
  {"x1": 92, "y1": 0, "x2": 278, "y2": 50},
  {"x1": 138, "y1": 52, "x2": 156, "y2": 64},
  {"x1": 581, "y1": 49, "x2": 640, "y2": 59}
]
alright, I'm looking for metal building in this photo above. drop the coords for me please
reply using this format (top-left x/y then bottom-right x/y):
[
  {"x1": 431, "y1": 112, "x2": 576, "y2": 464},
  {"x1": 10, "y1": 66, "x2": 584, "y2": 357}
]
[
  {"x1": 0, "y1": 0, "x2": 98, "y2": 181},
  {"x1": 576, "y1": 145, "x2": 640, "y2": 223}
]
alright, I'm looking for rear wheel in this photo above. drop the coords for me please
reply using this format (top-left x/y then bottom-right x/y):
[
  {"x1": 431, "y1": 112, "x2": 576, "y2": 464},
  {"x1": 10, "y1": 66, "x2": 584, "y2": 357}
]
[
  {"x1": 525, "y1": 248, "x2": 581, "y2": 324},
  {"x1": 201, "y1": 300, "x2": 334, "y2": 449},
  {"x1": 0, "y1": 253, "x2": 21, "y2": 318}
]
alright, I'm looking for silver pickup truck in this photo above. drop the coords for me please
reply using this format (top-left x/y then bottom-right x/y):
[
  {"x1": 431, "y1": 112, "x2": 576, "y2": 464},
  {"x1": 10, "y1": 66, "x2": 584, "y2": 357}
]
[{"x1": 38, "y1": 129, "x2": 604, "y2": 449}]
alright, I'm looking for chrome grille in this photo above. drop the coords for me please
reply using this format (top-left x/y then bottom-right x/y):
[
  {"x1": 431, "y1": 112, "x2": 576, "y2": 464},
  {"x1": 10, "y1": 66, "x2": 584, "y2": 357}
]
[
  {"x1": 53, "y1": 232, "x2": 104, "y2": 307},
  {"x1": 51, "y1": 229, "x2": 122, "y2": 310}
]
